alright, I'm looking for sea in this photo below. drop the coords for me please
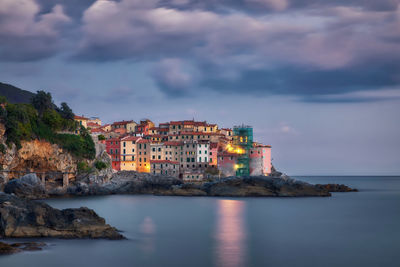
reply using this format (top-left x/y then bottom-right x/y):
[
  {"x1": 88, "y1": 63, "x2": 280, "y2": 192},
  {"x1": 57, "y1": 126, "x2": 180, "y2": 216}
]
[{"x1": 0, "y1": 176, "x2": 399, "y2": 267}]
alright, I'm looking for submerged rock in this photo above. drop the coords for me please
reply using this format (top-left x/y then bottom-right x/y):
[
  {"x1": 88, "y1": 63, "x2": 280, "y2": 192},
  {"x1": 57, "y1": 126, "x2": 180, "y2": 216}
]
[
  {"x1": 4, "y1": 173, "x2": 47, "y2": 199},
  {"x1": 0, "y1": 193, "x2": 124, "y2": 239},
  {"x1": 315, "y1": 183, "x2": 358, "y2": 192},
  {"x1": 0, "y1": 242, "x2": 45, "y2": 255}
]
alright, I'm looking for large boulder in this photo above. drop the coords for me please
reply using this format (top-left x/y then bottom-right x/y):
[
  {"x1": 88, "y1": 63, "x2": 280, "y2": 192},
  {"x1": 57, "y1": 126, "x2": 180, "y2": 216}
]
[
  {"x1": 0, "y1": 193, "x2": 124, "y2": 239},
  {"x1": 4, "y1": 173, "x2": 47, "y2": 199}
]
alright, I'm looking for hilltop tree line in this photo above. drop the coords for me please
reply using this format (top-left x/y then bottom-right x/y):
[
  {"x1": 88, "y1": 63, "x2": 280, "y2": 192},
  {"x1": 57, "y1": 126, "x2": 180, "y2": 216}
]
[{"x1": 0, "y1": 91, "x2": 95, "y2": 159}]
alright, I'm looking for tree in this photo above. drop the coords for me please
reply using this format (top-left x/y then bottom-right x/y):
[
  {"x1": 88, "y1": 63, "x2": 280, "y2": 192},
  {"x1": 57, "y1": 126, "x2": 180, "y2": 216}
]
[
  {"x1": 0, "y1": 95, "x2": 7, "y2": 104},
  {"x1": 31, "y1": 91, "x2": 53, "y2": 115},
  {"x1": 59, "y1": 102, "x2": 74, "y2": 120}
]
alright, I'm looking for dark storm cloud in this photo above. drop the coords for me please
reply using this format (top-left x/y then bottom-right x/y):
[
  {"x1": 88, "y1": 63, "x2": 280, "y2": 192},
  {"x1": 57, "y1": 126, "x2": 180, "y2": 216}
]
[
  {"x1": 200, "y1": 61, "x2": 400, "y2": 101},
  {"x1": 1, "y1": 0, "x2": 400, "y2": 101}
]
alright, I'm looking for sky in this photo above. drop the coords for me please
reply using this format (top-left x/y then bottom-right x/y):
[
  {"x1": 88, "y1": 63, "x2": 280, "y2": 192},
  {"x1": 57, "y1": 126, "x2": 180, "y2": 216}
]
[{"x1": 1, "y1": 0, "x2": 400, "y2": 175}]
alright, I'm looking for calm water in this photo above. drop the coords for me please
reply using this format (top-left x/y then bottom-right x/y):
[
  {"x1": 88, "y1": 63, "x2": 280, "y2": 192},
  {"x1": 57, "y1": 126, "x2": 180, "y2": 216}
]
[{"x1": 1, "y1": 176, "x2": 399, "y2": 267}]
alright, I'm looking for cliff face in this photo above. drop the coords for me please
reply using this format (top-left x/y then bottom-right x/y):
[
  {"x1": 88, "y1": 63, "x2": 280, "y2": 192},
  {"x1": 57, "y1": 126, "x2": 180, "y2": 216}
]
[{"x1": 0, "y1": 123, "x2": 78, "y2": 178}]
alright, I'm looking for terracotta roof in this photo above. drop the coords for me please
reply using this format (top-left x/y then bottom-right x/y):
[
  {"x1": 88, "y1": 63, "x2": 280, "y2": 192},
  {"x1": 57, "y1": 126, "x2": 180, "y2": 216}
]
[
  {"x1": 137, "y1": 139, "x2": 151, "y2": 144},
  {"x1": 150, "y1": 160, "x2": 179, "y2": 164},
  {"x1": 74, "y1": 115, "x2": 88, "y2": 120},
  {"x1": 87, "y1": 122, "x2": 100, "y2": 127},
  {"x1": 112, "y1": 120, "x2": 134, "y2": 125},
  {"x1": 158, "y1": 128, "x2": 169, "y2": 132},
  {"x1": 121, "y1": 136, "x2": 141, "y2": 142},
  {"x1": 221, "y1": 128, "x2": 232, "y2": 131},
  {"x1": 90, "y1": 128, "x2": 105, "y2": 133}
]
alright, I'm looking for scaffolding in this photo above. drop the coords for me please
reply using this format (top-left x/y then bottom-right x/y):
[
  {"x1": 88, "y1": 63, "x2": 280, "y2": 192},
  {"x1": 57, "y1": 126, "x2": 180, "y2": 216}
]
[{"x1": 233, "y1": 125, "x2": 253, "y2": 176}]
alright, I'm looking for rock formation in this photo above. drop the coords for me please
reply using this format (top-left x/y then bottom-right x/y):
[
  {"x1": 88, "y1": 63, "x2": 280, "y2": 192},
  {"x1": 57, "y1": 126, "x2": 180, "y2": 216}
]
[
  {"x1": 0, "y1": 193, "x2": 124, "y2": 239},
  {"x1": 4, "y1": 173, "x2": 47, "y2": 199},
  {"x1": 0, "y1": 241, "x2": 45, "y2": 255},
  {"x1": 64, "y1": 172, "x2": 337, "y2": 197}
]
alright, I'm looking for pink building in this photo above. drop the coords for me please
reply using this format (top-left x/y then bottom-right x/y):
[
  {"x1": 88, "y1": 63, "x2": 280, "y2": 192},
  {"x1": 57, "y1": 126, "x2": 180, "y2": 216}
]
[{"x1": 249, "y1": 144, "x2": 272, "y2": 176}]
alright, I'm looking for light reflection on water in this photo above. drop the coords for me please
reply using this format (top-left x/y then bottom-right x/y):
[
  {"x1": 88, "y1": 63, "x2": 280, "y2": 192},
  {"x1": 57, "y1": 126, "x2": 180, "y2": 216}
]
[
  {"x1": 215, "y1": 199, "x2": 247, "y2": 267},
  {"x1": 139, "y1": 216, "x2": 156, "y2": 254}
]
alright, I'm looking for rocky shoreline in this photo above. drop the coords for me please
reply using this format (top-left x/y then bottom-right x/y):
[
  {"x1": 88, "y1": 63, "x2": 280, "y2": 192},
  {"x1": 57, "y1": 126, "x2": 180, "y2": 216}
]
[
  {"x1": 1, "y1": 171, "x2": 358, "y2": 199},
  {"x1": 0, "y1": 193, "x2": 124, "y2": 240},
  {"x1": 0, "y1": 241, "x2": 45, "y2": 255}
]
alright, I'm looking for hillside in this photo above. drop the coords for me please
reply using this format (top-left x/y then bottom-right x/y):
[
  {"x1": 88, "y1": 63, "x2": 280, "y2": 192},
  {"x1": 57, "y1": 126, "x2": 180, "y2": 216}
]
[{"x1": 0, "y1": 82, "x2": 35, "y2": 104}]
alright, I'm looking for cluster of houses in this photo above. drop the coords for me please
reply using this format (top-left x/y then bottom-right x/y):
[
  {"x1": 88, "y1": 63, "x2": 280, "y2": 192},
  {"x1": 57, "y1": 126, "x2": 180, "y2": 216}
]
[{"x1": 74, "y1": 116, "x2": 272, "y2": 182}]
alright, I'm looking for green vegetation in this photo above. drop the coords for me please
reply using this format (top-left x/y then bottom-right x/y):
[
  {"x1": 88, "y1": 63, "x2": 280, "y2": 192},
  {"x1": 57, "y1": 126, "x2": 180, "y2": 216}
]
[
  {"x1": 77, "y1": 161, "x2": 90, "y2": 172},
  {"x1": 98, "y1": 134, "x2": 106, "y2": 141},
  {"x1": 94, "y1": 161, "x2": 108, "y2": 170},
  {"x1": 0, "y1": 143, "x2": 5, "y2": 154},
  {"x1": 0, "y1": 90, "x2": 95, "y2": 159}
]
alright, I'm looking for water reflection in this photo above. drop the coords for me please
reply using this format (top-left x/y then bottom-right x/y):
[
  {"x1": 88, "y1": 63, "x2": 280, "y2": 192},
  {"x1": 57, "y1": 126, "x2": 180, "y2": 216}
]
[
  {"x1": 139, "y1": 216, "x2": 156, "y2": 254},
  {"x1": 215, "y1": 200, "x2": 247, "y2": 267}
]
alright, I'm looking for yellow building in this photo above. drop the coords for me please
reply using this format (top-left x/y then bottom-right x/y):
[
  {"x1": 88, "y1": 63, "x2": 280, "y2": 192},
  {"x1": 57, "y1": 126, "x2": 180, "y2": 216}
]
[
  {"x1": 112, "y1": 120, "x2": 137, "y2": 133},
  {"x1": 137, "y1": 139, "x2": 151, "y2": 172},
  {"x1": 74, "y1": 115, "x2": 88, "y2": 128},
  {"x1": 120, "y1": 136, "x2": 141, "y2": 171}
]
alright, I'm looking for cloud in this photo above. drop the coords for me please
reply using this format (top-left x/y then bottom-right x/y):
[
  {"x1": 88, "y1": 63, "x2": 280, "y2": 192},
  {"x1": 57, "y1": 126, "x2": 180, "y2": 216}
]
[
  {"x1": 151, "y1": 58, "x2": 196, "y2": 96},
  {"x1": 0, "y1": 0, "x2": 71, "y2": 61},
  {"x1": 2, "y1": 0, "x2": 400, "y2": 102}
]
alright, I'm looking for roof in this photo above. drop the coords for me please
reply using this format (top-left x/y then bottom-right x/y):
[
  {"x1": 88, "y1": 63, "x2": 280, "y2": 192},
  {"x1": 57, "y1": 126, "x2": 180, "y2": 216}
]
[
  {"x1": 112, "y1": 120, "x2": 135, "y2": 125},
  {"x1": 121, "y1": 136, "x2": 141, "y2": 142},
  {"x1": 90, "y1": 128, "x2": 105, "y2": 133},
  {"x1": 74, "y1": 115, "x2": 88, "y2": 120},
  {"x1": 221, "y1": 128, "x2": 232, "y2": 131},
  {"x1": 137, "y1": 139, "x2": 151, "y2": 144},
  {"x1": 87, "y1": 122, "x2": 100, "y2": 127},
  {"x1": 150, "y1": 160, "x2": 179, "y2": 164}
]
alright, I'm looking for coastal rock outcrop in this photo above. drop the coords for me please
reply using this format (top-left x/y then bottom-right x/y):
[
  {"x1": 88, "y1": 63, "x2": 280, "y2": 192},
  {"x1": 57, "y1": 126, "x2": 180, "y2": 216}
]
[
  {"x1": 4, "y1": 173, "x2": 47, "y2": 199},
  {"x1": 315, "y1": 183, "x2": 358, "y2": 192},
  {"x1": 0, "y1": 242, "x2": 45, "y2": 255},
  {"x1": 0, "y1": 193, "x2": 124, "y2": 239},
  {"x1": 66, "y1": 172, "x2": 335, "y2": 197}
]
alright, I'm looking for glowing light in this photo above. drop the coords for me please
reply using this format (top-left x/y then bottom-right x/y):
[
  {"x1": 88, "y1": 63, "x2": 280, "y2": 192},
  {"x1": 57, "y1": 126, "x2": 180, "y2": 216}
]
[{"x1": 215, "y1": 200, "x2": 247, "y2": 267}]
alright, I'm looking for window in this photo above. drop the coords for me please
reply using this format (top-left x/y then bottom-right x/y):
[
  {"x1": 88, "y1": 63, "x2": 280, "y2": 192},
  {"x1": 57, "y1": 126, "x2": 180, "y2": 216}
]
[
  {"x1": 132, "y1": 149, "x2": 135, "y2": 152},
  {"x1": 187, "y1": 158, "x2": 190, "y2": 162},
  {"x1": 210, "y1": 158, "x2": 213, "y2": 162},
  {"x1": 199, "y1": 151, "x2": 201, "y2": 154},
  {"x1": 110, "y1": 149, "x2": 113, "y2": 154},
  {"x1": 191, "y1": 158, "x2": 195, "y2": 162},
  {"x1": 205, "y1": 157, "x2": 207, "y2": 162},
  {"x1": 152, "y1": 155, "x2": 155, "y2": 159},
  {"x1": 199, "y1": 157, "x2": 201, "y2": 162},
  {"x1": 158, "y1": 155, "x2": 161, "y2": 159},
  {"x1": 123, "y1": 142, "x2": 126, "y2": 147},
  {"x1": 116, "y1": 149, "x2": 118, "y2": 154},
  {"x1": 152, "y1": 148, "x2": 156, "y2": 152},
  {"x1": 123, "y1": 149, "x2": 126, "y2": 154},
  {"x1": 158, "y1": 148, "x2": 161, "y2": 152}
]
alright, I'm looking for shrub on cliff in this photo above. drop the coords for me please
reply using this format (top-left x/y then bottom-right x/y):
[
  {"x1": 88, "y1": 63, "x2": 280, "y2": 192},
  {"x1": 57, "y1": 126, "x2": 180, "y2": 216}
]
[
  {"x1": 94, "y1": 161, "x2": 108, "y2": 170},
  {"x1": 1, "y1": 91, "x2": 95, "y2": 159}
]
